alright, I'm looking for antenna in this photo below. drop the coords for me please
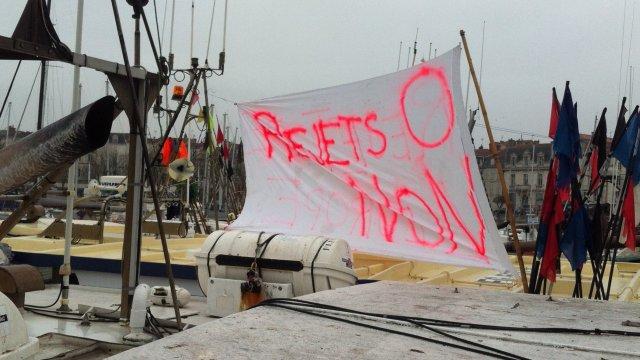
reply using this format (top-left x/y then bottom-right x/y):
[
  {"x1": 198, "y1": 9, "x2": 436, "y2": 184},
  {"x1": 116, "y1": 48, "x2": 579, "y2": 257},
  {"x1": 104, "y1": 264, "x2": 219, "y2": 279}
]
[{"x1": 190, "y1": 0, "x2": 195, "y2": 60}]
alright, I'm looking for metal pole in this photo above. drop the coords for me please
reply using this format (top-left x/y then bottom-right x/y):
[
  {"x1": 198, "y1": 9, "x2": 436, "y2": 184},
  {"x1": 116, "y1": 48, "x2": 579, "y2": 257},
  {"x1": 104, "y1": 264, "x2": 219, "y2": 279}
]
[
  {"x1": 36, "y1": 0, "x2": 52, "y2": 130},
  {"x1": 110, "y1": 0, "x2": 182, "y2": 328},
  {"x1": 0, "y1": 168, "x2": 67, "y2": 242},
  {"x1": 186, "y1": 134, "x2": 191, "y2": 207},
  {"x1": 59, "y1": 0, "x2": 84, "y2": 312},
  {"x1": 201, "y1": 74, "x2": 218, "y2": 230},
  {"x1": 121, "y1": 15, "x2": 145, "y2": 321},
  {"x1": 460, "y1": 30, "x2": 529, "y2": 292},
  {"x1": 222, "y1": 0, "x2": 228, "y2": 52}
]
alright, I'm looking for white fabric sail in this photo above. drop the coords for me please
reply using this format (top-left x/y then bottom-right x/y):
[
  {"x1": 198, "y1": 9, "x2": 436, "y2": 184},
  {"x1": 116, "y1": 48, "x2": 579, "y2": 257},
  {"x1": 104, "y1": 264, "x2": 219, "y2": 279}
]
[{"x1": 232, "y1": 46, "x2": 513, "y2": 273}]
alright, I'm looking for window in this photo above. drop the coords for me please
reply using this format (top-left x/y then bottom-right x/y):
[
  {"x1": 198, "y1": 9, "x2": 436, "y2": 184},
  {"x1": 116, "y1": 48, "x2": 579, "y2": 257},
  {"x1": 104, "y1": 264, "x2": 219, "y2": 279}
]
[
  {"x1": 510, "y1": 173, "x2": 515, "y2": 186},
  {"x1": 523, "y1": 154, "x2": 529, "y2": 166},
  {"x1": 537, "y1": 173, "x2": 543, "y2": 187},
  {"x1": 523, "y1": 174, "x2": 528, "y2": 185},
  {"x1": 511, "y1": 154, "x2": 516, "y2": 166}
]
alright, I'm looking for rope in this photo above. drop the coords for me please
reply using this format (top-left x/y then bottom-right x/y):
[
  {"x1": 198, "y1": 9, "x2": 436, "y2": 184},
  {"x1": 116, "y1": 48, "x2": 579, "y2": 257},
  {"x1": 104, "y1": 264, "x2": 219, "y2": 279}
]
[
  {"x1": 14, "y1": 63, "x2": 42, "y2": 141},
  {"x1": 0, "y1": 60, "x2": 22, "y2": 121},
  {"x1": 153, "y1": 0, "x2": 163, "y2": 55}
]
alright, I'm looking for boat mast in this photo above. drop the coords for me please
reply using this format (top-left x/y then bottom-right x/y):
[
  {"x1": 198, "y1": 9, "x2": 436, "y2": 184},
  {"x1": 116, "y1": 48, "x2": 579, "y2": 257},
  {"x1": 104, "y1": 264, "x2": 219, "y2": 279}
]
[
  {"x1": 60, "y1": 0, "x2": 85, "y2": 313},
  {"x1": 36, "y1": 0, "x2": 52, "y2": 130}
]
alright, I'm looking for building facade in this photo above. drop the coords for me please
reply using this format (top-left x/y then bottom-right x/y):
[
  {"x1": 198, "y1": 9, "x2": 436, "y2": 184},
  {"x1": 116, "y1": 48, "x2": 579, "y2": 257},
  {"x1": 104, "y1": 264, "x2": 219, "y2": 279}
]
[{"x1": 476, "y1": 136, "x2": 616, "y2": 223}]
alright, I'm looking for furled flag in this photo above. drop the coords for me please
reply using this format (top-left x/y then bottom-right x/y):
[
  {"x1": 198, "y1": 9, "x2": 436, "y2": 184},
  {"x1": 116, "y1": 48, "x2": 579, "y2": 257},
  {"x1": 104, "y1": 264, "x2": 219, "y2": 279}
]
[
  {"x1": 559, "y1": 187, "x2": 590, "y2": 271},
  {"x1": 553, "y1": 82, "x2": 581, "y2": 196},
  {"x1": 190, "y1": 91, "x2": 200, "y2": 106},
  {"x1": 611, "y1": 112, "x2": 640, "y2": 250},
  {"x1": 161, "y1": 138, "x2": 173, "y2": 166},
  {"x1": 216, "y1": 124, "x2": 225, "y2": 145},
  {"x1": 610, "y1": 102, "x2": 628, "y2": 151},
  {"x1": 222, "y1": 141, "x2": 230, "y2": 160},
  {"x1": 587, "y1": 108, "x2": 607, "y2": 194},
  {"x1": 537, "y1": 82, "x2": 583, "y2": 282},
  {"x1": 204, "y1": 107, "x2": 219, "y2": 154},
  {"x1": 177, "y1": 139, "x2": 189, "y2": 159},
  {"x1": 536, "y1": 159, "x2": 565, "y2": 282},
  {"x1": 548, "y1": 87, "x2": 560, "y2": 139},
  {"x1": 209, "y1": 108, "x2": 218, "y2": 144}
]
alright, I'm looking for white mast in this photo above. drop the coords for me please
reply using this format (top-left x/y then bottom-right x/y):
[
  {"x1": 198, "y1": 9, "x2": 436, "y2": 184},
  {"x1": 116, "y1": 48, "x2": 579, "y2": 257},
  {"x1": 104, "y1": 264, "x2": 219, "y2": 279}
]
[{"x1": 60, "y1": 0, "x2": 84, "y2": 312}]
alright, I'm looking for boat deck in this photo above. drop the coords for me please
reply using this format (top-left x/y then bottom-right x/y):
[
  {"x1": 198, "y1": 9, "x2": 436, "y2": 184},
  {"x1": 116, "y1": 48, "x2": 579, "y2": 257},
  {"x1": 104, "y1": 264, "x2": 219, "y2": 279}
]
[
  {"x1": 4, "y1": 232, "x2": 640, "y2": 302},
  {"x1": 110, "y1": 281, "x2": 640, "y2": 359},
  {"x1": 22, "y1": 282, "x2": 213, "y2": 359}
]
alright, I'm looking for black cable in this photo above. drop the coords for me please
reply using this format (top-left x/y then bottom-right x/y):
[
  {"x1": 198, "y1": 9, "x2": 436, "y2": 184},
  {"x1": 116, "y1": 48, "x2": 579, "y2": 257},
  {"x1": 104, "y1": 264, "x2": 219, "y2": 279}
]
[
  {"x1": 24, "y1": 307, "x2": 118, "y2": 323},
  {"x1": 203, "y1": 231, "x2": 226, "y2": 280},
  {"x1": 257, "y1": 299, "x2": 525, "y2": 359},
  {"x1": 25, "y1": 282, "x2": 62, "y2": 309},
  {"x1": 260, "y1": 302, "x2": 522, "y2": 360},
  {"x1": 255, "y1": 233, "x2": 279, "y2": 278},
  {"x1": 262, "y1": 298, "x2": 640, "y2": 337},
  {"x1": 310, "y1": 239, "x2": 329, "y2": 292}
]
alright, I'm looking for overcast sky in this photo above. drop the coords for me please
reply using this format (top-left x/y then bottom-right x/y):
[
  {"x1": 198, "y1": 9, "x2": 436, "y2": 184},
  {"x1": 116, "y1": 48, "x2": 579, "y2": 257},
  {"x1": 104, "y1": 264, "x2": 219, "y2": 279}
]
[{"x1": 0, "y1": 0, "x2": 636, "y2": 146}]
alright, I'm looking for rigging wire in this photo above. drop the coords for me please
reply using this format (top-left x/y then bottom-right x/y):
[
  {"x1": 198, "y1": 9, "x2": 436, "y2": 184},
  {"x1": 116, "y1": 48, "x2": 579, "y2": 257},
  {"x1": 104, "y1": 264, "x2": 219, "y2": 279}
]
[
  {"x1": 153, "y1": 0, "x2": 163, "y2": 55},
  {"x1": 0, "y1": 60, "x2": 22, "y2": 122},
  {"x1": 475, "y1": 123, "x2": 548, "y2": 139},
  {"x1": 160, "y1": 0, "x2": 168, "y2": 47},
  {"x1": 14, "y1": 63, "x2": 42, "y2": 141}
]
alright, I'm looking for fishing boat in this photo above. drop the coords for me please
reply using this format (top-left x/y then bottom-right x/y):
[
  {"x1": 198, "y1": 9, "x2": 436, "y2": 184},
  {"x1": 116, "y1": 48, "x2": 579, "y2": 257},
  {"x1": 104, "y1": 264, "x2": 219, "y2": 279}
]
[{"x1": 0, "y1": 1, "x2": 639, "y2": 359}]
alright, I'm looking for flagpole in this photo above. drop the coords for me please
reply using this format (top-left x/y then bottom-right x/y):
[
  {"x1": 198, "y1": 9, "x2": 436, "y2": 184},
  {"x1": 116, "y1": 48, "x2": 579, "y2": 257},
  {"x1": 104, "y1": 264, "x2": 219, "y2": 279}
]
[{"x1": 460, "y1": 30, "x2": 529, "y2": 292}]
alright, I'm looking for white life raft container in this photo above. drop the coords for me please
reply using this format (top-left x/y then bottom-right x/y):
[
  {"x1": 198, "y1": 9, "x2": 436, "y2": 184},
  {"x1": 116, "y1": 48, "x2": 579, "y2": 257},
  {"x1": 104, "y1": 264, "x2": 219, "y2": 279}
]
[{"x1": 195, "y1": 230, "x2": 357, "y2": 296}]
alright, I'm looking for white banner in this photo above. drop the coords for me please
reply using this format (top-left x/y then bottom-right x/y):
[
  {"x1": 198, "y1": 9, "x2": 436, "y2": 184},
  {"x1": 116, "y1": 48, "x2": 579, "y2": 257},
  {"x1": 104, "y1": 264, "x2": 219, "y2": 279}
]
[{"x1": 233, "y1": 46, "x2": 513, "y2": 272}]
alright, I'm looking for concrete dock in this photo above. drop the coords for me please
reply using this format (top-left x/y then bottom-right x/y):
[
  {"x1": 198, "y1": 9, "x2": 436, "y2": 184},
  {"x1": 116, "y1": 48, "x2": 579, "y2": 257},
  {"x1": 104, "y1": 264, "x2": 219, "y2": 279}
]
[{"x1": 112, "y1": 281, "x2": 640, "y2": 359}]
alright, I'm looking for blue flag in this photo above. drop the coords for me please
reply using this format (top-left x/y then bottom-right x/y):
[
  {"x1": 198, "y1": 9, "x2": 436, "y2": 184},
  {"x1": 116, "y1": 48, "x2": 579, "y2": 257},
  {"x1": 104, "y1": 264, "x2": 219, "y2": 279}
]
[
  {"x1": 559, "y1": 200, "x2": 589, "y2": 271},
  {"x1": 553, "y1": 83, "x2": 581, "y2": 188},
  {"x1": 612, "y1": 113, "x2": 640, "y2": 184}
]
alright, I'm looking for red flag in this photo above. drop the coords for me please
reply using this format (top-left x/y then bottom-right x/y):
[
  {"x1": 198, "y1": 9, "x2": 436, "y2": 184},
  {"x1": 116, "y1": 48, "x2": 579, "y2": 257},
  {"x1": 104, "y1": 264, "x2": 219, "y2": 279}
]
[
  {"x1": 161, "y1": 138, "x2": 173, "y2": 166},
  {"x1": 223, "y1": 142, "x2": 230, "y2": 159},
  {"x1": 537, "y1": 160, "x2": 564, "y2": 282},
  {"x1": 177, "y1": 140, "x2": 188, "y2": 159},
  {"x1": 621, "y1": 181, "x2": 636, "y2": 250},
  {"x1": 539, "y1": 193, "x2": 564, "y2": 282},
  {"x1": 548, "y1": 87, "x2": 560, "y2": 139},
  {"x1": 190, "y1": 91, "x2": 200, "y2": 106},
  {"x1": 216, "y1": 125, "x2": 225, "y2": 145}
]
